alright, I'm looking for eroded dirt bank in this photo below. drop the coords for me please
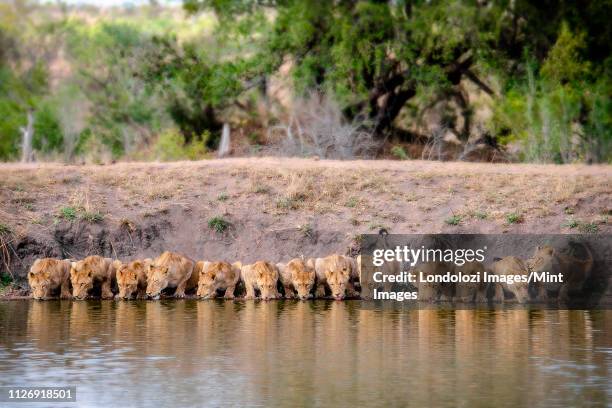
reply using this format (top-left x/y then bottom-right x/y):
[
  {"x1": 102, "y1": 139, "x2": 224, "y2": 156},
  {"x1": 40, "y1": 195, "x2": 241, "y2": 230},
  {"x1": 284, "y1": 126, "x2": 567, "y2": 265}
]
[{"x1": 0, "y1": 158, "x2": 610, "y2": 284}]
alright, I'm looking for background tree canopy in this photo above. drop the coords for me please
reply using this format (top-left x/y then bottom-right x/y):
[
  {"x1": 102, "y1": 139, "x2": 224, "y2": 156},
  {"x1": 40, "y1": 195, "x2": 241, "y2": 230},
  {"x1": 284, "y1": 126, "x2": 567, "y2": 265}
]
[{"x1": 0, "y1": 0, "x2": 610, "y2": 163}]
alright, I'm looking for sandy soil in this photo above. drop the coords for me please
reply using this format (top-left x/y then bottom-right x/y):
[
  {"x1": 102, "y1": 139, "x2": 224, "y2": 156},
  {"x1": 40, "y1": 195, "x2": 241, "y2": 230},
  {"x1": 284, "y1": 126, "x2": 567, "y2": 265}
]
[{"x1": 0, "y1": 157, "x2": 609, "y2": 282}]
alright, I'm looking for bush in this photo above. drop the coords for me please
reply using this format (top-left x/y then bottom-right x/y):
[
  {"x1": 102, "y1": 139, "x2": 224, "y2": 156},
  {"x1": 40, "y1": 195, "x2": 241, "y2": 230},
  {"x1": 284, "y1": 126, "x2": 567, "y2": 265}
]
[
  {"x1": 445, "y1": 215, "x2": 461, "y2": 225},
  {"x1": 208, "y1": 216, "x2": 230, "y2": 233},
  {"x1": 152, "y1": 128, "x2": 209, "y2": 161},
  {"x1": 391, "y1": 145, "x2": 408, "y2": 160},
  {"x1": 268, "y1": 93, "x2": 379, "y2": 159}
]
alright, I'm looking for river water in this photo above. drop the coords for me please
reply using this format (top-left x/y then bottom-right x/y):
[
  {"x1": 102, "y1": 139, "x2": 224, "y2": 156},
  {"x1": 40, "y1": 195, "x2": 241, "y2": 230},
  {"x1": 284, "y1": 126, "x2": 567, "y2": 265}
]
[{"x1": 0, "y1": 300, "x2": 610, "y2": 407}]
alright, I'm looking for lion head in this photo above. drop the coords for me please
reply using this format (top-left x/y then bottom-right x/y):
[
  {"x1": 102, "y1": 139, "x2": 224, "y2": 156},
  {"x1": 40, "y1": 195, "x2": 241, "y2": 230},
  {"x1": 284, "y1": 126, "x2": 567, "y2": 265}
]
[
  {"x1": 146, "y1": 263, "x2": 169, "y2": 299},
  {"x1": 253, "y1": 261, "x2": 279, "y2": 300},
  {"x1": 116, "y1": 260, "x2": 143, "y2": 299},
  {"x1": 322, "y1": 255, "x2": 353, "y2": 300},
  {"x1": 29, "y1": 260, "x2": 52, "y2": 300},
  {"x1": 527, "y1": 246, "x2": 555, "y2": 273},
  {"x1": 197, "y1": 261, "x2": 232, "y2": 299},
  {"x1": 288, "y1": 258, "x2": 316, "y2": 300},
  {"x1": 70, "y1": 260, "x2": 96, "y2": 300}
]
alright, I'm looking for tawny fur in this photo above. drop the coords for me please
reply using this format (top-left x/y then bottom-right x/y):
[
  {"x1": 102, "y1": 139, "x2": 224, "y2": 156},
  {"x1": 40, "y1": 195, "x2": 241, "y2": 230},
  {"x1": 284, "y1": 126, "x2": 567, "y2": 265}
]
[
  {"x1": 240, "y1": 261, "x2": 280, "y2": 300},
  {"x1": 527, "y1": 244, "x2": 593, "y2": 302},
  {"x1": 489, "y1": 256, "x2": 529, "y2": 303},
  {"x1": 28, "y1": 258, "x2": 72, "y2": 300},
  {"x1": 114, "y1": 259, "x2": 151, "y2": 300},
  {"x1": 277, "y1": 258, "x2": 316, "y2": 300},
  {"x1": 195, "y1": 261, "x2": 241, "y2": 299},
  {"x1": 146, "y1": 251, "x2": 195, "y2": 299},
  {"x1": 314, "y1": 254, "x2": 358, "y2": 300},
  {"x1": 70, "y1": 255, "x2": 116, "y2": 300}
]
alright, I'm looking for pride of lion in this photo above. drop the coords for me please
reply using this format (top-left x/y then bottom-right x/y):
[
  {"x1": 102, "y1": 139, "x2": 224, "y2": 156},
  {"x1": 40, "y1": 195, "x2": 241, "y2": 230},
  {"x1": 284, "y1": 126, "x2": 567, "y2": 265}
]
[{"x1": 27, "y1": 243, "x2": 594, "y2": 303}]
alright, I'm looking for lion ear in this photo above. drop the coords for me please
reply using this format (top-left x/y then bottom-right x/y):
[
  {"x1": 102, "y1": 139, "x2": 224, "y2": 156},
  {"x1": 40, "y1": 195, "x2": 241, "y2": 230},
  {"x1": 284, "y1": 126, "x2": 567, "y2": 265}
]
[
  {"x1": 306, "y1": 258, "x2": 315, "y2": 269},
  {"x1": 71, "y1": 261, "x2": 77, "y2": 269}
]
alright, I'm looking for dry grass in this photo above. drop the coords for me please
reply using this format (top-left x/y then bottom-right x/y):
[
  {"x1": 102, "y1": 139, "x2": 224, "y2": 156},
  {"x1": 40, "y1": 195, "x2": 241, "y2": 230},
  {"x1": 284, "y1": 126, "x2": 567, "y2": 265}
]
[{"x1": 0, "y1": 158, "x2": 608, "y2": 236}]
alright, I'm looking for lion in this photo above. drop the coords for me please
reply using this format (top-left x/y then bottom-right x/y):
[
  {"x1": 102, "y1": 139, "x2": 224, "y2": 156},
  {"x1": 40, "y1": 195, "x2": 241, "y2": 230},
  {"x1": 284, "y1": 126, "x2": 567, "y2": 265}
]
[
  {"x1": 412, "y1": 261, "x2": 453, "y2": 302},
  {"x1": 277, "y1": 258, "x2": 316, "y2": 300},
  {"x1": 146, "y1": 251, "x2": 195, "y2": 299},
  {"x1": 527, "y1": 243, "x2": 593, "y2": 302},
  {"x1": 240, "y1": 261, "x2": 280, "y2": 300},
  {"x1": 195, "y1": 261, "x2": 241, "y2": 299},
  {"x1": 357, "y1": 255, "x2": 403, "y2": 300},
  {"x1": 452, "y1": 261, "x2": 489, "y2": 303},
  {"x1": 114, "y1": 259, "x2": 152, "y2": 300},
  {"x1": 314, "y1": 254, "x2": 359, "y2": 300},
  {"x1": 489, "y1": 256, "x2": 529, "y2": 303},
  {"x1": 70, "y1": 255, "x2": 117, "y2": 300},
  {"x1": 28, "y1": 258, "x2": 72, "y2": 300}
]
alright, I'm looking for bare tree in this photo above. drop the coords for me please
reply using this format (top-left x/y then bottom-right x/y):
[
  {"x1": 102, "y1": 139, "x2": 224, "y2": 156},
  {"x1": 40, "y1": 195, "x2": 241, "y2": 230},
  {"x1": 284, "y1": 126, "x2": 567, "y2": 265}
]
[{"x1": 268, "y1": 93, "x2": 379, "y2": 159}]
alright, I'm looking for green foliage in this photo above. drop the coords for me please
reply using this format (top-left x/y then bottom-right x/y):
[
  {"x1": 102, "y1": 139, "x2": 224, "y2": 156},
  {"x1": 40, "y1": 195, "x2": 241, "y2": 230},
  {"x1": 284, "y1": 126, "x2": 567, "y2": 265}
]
[
  {"x1": 152, "y1": 128, "x2": 209, "y2": 161},
  {"x1": 391, "y1": 145, "x2": 408, "y2": 160},
  {"x1": 33, "y1": 102, "x2": 63, "y2": 154},
  {"x1": 541, "y1": 23, "x2": 591, "y2": 84},
  {"x1": 59, "y1": 206, "x2": 78, "y2": 221},
  {"x1": 58, "y1": 206, "x2": 104, "y2": 223},
  {"x1": 0, "y1": 1, "x2": 610, "y2": 163},
  {"x1": 505, "y1": 212, "x2": 523, "y2": 224},
  {"x1": 0, "y1": 273, "x2": 12, "y2": 287},
  {"x1": 81, "y1": 211, "x2": 104, "y2": 223},
  {"x1": 491, "y1": 23, "x2": 611, "y2": 163},
  {"x1": 208, "y1": 216, "x2": 230, "y2": 233},
  {"x1": 445, "y1": 215, "x2": 461, "y2": 226}
]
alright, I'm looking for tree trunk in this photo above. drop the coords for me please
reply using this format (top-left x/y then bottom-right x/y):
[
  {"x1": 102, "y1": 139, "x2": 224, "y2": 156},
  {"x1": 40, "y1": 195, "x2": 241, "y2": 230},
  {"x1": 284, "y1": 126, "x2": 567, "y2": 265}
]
[
  {"x1": 20, "y1": 110, "x2": 34, "y2": 163},
  {"x1": 218, "y1": 123, "x2": 231, "y2": 158}
]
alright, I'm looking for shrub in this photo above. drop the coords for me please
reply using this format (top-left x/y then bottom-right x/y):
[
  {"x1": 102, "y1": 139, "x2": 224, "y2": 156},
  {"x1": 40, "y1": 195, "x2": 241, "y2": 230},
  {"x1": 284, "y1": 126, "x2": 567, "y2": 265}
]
[
  {"x1": 153, "y1": 128, "x2": 209, "y2": 161},
  {"x1": 60, "y1": 206, "x2": 78, "y2": 221},
  {"x1": 208, "y1": 216, "x2": 230, "y2": 233},
  {"x1": 391, "y1": 145, "x2": 408, "y2": 160},
  {"x1": 505, "y1": 212, "x2": 523, "y2": 224},
  {"x1": 445, "y1": 215, "x2": 462, "y2": 226},
  {"x1": 268, "y1": 93, "x2": 379, "y2": 159},
  {"x1": 81, "y1": 211, "x2": 104, "y2": 223}
]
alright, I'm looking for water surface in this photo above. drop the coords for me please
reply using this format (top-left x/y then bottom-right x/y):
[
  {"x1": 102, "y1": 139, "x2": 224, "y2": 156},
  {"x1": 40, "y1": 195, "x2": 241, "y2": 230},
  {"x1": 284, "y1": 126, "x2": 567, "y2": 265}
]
[{"x1": 0, "y1": 300, "x2": 610, "y2": 407}]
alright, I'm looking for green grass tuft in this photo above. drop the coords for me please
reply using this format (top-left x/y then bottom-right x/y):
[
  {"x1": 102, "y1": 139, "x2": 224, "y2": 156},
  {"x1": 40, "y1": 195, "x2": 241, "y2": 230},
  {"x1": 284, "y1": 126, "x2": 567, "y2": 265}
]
[
  {"x1": 391, "y1": 145, "x2": 408, "y2": 160},
  {"x1": 445, "y1": 215, "x2": 462, "y2": 225},
  {"x1": 208, "y1": 216, "x2": 230, "y2": 233},
  {"x1": 60, "y1": 206, "x2": 78, "y2": 221},
  {"x1": 505, "y1": 212, "x2": 523, "y2": 224},
  {"x1": 81, "y1": 211, "x2": 104, "y2": 223}
]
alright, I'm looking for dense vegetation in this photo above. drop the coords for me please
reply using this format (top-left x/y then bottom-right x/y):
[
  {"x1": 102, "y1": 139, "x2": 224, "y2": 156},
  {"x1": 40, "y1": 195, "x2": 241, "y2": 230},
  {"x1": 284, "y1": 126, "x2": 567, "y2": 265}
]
[{"x1": 0, "y1": 0, "x2": 610, "y2": 163}]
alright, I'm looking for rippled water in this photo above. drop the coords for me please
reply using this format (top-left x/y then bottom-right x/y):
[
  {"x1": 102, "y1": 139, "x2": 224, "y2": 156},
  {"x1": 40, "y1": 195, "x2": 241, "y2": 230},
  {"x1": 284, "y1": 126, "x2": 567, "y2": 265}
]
[{"x1": 0, "y1": 300, "x2": 611, "y2": 407}]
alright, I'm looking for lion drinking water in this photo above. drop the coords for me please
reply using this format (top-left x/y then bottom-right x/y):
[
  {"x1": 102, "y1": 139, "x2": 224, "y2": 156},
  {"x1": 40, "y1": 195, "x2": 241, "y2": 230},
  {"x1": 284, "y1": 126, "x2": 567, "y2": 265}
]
[{"x1": 28, "y1": 258, "x2": 72, "y2": 300}]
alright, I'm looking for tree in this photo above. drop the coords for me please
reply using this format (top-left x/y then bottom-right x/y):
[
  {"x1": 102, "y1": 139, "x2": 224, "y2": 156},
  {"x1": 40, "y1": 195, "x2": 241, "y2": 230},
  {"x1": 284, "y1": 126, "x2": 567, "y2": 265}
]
[{"x1": 183, "y1": 0, "x2": 611, "y2": 149}]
